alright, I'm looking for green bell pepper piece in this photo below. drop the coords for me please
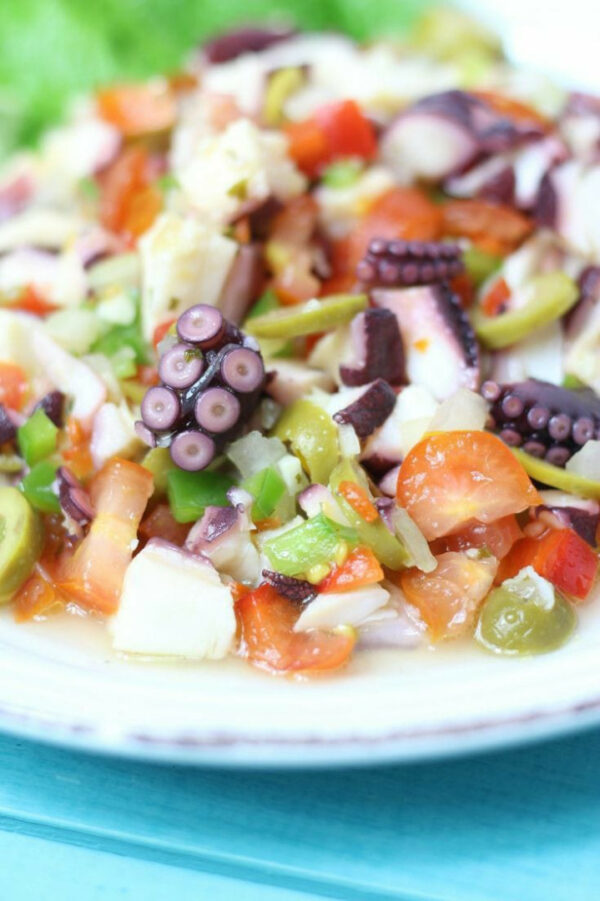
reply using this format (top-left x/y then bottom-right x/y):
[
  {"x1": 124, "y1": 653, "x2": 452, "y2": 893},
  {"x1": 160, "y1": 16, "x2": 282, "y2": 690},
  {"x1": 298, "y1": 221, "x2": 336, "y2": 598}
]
[
  {"x1": 167, "y1": 469, "x2": 234, "y2": 523},
  {"x1": 18, "y1": 409, "x2": 58, "y2": 467},
  {"x1": 20, "y1": 460, "x2": 60, "y2": 513},
  {"x1": 263, "y1": 512, "x2": 359, "y2": 578},
  {"x1": 242, "y1": 466, "x2": 287, "y2": 522}
]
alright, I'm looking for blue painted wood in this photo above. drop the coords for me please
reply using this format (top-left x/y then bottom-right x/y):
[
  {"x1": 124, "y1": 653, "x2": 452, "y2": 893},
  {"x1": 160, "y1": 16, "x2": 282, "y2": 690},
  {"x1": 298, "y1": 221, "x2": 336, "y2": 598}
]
[
  {"x1": 0, "y1": 831, "x2": 322, "y2": 901},
  {"x1": 1, "y1": 729, "x2": 600, "y2": 900}
]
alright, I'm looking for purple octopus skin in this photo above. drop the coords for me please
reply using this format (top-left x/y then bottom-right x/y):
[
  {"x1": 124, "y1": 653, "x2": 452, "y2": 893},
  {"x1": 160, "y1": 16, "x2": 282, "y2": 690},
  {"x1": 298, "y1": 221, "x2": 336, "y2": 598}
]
[
  {"x1": 356, "y1": 238, "x2": 464, "y2": 289},
  {"x1": 534, "y1": 505, "x2": 600, "y2": 547},
  {"x1": 33, "y1": 390, "x2": 66, "y2": 428},
  {"x1": 534, "y1": 169, "x2": 558, "y2": 228},
  {"x1": 383, "y1": 90, "x2": 545, "y2": 182},
  {"x1": 478, "y1": 166, "x2": 516, "y2": 205},
  {"x1": 339, "y1": 308, "x2": 406, "y2": 387},
  {"x1": 138, "y1": 308, "x2": 266, "y2": 471},
  {"x1": 0, "y1": 403, "x2": 17, "y2": 445},
  {"x1": 218, "y1": 244, "x2": 265, "y2": 325},
  {"x1": 57, "y1": 466, "x2": 94, "y2": 526},
  {"x1": 482, "y1": 378, "x2": 600, "y2": 465},
  {"x1": 202, "y1": 25, "x2": 297, "y2": 64},
  {"x1": 333, "y1": 378, "x2": 397, "y2": 439},
  {"x1": 187, "y1": 505, "x2": 240, "y2": 546},
  {"x1": 262, "y1": 570, "x2": 316, "y2": 604},
  {"x1": 372, "y1": 281, "x2": 479, "y2": 400}
]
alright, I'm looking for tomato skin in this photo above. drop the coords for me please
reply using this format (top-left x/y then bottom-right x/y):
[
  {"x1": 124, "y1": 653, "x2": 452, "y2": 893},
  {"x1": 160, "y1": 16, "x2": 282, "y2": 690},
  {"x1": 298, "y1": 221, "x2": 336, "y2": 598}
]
[
  {"x1": 396, "y1": 431, "x2": 541, "y2": 541},
  {"x1": 319, "y1": 546, "x2": 384, "y2": 593},
  {"x1": 332, "y1": 187, "x2": 442, "y2": 279},
  {"x1": 0, "y1": 361, "x2": 27, "y2": 410},
  {"x1": 97, "y1": 83, "x2": 176, "y2": 137},
  {"x1": 314, "y1": 100, "x2": 377, "y2": 162},
  {"x1": 497, "y1": 529, "x2": 598, "y2": 601},
  {"x1": 441, "y1": 199, "x2": 533, "y2": 256},
  {"x1": 430, "y1": 515, "x2": 522, "y2": 560},
  {"x1": 12, "y1": 285, "x2": 57, "y2": 317},
  {"x1": 59, "y1": 459, "x2": 153, "y2": 614},
  {"x1": 399, "y1": 551, "x2": 498, "y2": 640},
  {"x1": 286, "y1": 100, "x2": 376, "y2": 178},
  {"x1": 236, "y1": 583, "x2": 355, "y2": 673},
  {"x1": 337, "y1": 481, "x2": 379, "y2": 523},
  {"x1": 139, "y1": 504, "x2": 190, "y2": 547},
  {"x1": 481, "y1": 277, "x2": 511, "y2": 316},
  {"x1": 99, "y1": 146, "x2": 162, "y2": 242}
]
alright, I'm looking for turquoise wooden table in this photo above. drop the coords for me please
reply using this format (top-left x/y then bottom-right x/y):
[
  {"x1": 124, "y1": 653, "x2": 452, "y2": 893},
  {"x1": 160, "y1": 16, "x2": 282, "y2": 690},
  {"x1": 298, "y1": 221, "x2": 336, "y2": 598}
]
[{"x1": 1, "y1": 728, "x2": 599, "y2": 900}]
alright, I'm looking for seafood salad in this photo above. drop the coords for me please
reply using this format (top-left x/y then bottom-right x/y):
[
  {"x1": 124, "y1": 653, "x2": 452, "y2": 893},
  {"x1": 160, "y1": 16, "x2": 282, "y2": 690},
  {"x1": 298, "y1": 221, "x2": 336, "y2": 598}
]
[{"x1": 0, "y1": 9, "x2": 599, "y2": 675}]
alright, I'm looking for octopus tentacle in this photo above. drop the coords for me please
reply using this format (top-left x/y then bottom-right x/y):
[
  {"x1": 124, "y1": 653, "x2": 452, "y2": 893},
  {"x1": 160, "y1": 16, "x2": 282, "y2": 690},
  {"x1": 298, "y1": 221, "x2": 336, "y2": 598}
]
[
  {"x1": 481, "y1": 378, "x2": 600, "y2": 466},
  {"x1": 357, "y1": 238, "x2": 464, "y2": 288}
]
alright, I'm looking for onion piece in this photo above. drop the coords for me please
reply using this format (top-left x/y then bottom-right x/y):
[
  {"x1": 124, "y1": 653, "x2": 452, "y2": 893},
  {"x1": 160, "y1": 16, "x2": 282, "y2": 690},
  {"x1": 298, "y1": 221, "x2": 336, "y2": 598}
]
[{"x1": 566, "y1": 440, "x2": 600, "y2": 481}]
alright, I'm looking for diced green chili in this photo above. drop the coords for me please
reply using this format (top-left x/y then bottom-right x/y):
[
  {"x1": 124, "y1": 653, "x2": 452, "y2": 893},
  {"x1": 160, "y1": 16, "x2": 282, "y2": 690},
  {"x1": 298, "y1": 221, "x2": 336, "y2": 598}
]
[
  {"x1": 20, "y1": 460, "x2": 60, "y2": 513},
  {"x1": 167, "y1": 469, "x2": 234, "y2": 523},
  {"x1": 263, "y1": 513, "x2": 359, "y2": 578},
  {"x1": 242, "y1": 466, "x2": 287, "y2": 522},
  {"x1": 17, "y1": 409, "x2": 58, "y2": 467}
]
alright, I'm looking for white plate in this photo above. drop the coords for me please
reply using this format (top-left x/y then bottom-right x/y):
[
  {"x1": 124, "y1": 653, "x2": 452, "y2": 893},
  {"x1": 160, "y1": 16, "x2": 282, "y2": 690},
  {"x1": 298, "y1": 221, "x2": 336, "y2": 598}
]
[
  {"x1": 2, "y1": 4, "x2": 600, "y2": 767},
  {"x1": 1, "y1": 596, "x2": 600, "y2": 766}
]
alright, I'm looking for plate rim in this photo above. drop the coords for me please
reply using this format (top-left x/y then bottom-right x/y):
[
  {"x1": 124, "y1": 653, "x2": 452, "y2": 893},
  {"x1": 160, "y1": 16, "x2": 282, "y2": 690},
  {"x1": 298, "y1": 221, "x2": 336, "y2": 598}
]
[{"x1": 2, "y1": 691, "x2": 600, "y2": 767}]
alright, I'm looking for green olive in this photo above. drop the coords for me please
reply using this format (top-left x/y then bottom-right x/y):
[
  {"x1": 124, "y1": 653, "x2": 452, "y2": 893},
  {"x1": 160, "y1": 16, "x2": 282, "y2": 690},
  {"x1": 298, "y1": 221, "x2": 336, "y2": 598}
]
[
  {"x1": 0, "y1": 487, "x2": 44, "y2": 604},
  {"x1": 246, "y1": 294, "x2": 368, "y2": 340},
  {"x1": 512, "y1": 448, "x2": 600, "y2": 500},
  {"x1": 272, "y1": 399, "x2": 339, "y2": 484},
  {"x1": 263, "y1": 67, "x2": 304, "y2": 126},
  {"x1": 476, "y1": 578, "x2": 576, "y2": 656},
  {"x1": 472, "y1": 272, "x2": 578, "y2": 349}
]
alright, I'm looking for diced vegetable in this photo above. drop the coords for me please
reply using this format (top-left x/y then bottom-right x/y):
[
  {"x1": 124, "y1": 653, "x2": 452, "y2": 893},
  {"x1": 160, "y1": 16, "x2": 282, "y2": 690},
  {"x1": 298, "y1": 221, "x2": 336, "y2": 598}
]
[
  {"x1": 497, "y1": 529, "x2": 598, "y2": 601},
  {"x1": 319, "y1": 546, "x2": 383, "y2": 593},
  {"x1": 87, "y1": 253, "x2": 140, "y2": 293},
  {"x1": 111, "y1": 540, "x2": 236, "y2": 659},
  {"x1": 0, "y1": 487, "x2": 43, "y2": 604},
  {"x1": 441, "y1": 199, "x2": 532, "y2": 256},
  {"x1": 17, "y1": 409, "x2": 58, "y2": 466},
  {"x1": 512, "y1": 449, "x2": 600, "y2": 500},
  {"x1": 142, "y1": 446, "x2": 174, "y2": 496},
  {"x1": 59, "y1": 459, "x2": 153, "y2": 614},
  {"x1": 273, "y1": 400, "x2": 339, "y2": 484},
  {"x1": 246, "y1": 294, "x2": 368, "y2": 340},
  {"x1": 286, "y1": 100, "x2": 377, "y2": 178},
  {"x1": 0, "y1": 361, "x2": 27, "y2": 410},
  {"x1": 263, "y1": 512, "x2": 358, "y2": 578},
  {"x1": 399, "y1": 551, "x2": 498, "y2": 640},
  {"x1": 397, "y1": 431, "x2": 541, "y2": 540},
  {"x1": 236, "y1": 583, "x2": 355, "y2": 673},
  {"x1": 330, "y1": 459, "x2": 409, "y2": 570},
  {"x1": 462, "y1": 245, "x2": 503, "y2": 286},
  {"x1": 167, "y1": 469, "x2": 233, "y2": 524},
  {"x1": 472, "y1": 272, "x2": 578, "y2": 349},
  {"x1": 263, "y1": 67, "x2": 304, "y2": 126},
  {"x1": 476, "y1": 568, "x2": 575, "y2": 656},
  {"x1": 431, "y1": 515, "x2": 522, "y2": 560},
  {"x1": 97, "y1": 83, "x2": 176, "y2": 137},
  {"x1": 321, "y1": 159, "x2": 364, "y2": 188},
  {"x1": 20, "y1": 460, "x2": 60, "y2": 514},
  {"x1": 294, "y1": 583, "x2": 390, "y2": 632},
  {"x1": 337, "y1": 480, "x2": 379, "y2": 523},
  {"x1": 92, "y1": 321, "x2": 148, "y2": 365},
  {"x1": 139, "y1": 504, "x2": 190, "y2": 547},
  {"x1": 242, "y1": 466, "x2": 287, "y2": 522}
]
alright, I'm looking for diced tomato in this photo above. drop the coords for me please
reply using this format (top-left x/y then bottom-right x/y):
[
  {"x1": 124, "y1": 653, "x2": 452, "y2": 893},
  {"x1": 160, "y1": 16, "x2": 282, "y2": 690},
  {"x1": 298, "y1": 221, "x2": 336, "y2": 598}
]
[
  {"x1": 481, "y1": 277, "x2": 511, "y2": 316},
  {"x1": 472, "y1": 90, "x2": 550, "y2": 131},
  {"x1": 398, "y1": 551, "x2": 498, "y2": 640},
  {"x1": 331, "y1": 187, "x2": 442, "y2": 279},
  {"x1": 441, "y1": 199, "x2": 533, "y2": 256},
  {"x1": 139, "y1": 503, "x2": 190, "y2": 547},
  {"x1": 236, "y1": 583, "x2": 355, "y2": 673},
  {"x1": 272, "y1": 250, "x2": 320, "y2": 305},
  {"x1": 136, "y1": 365, "x2": 159, "y2": 387},
  {"x1": 58, "y1": 458, "x2": 153, "y2": 614},
  {"x1": 314, "y1": 100, "x2": 377, "y2": 163},
  {"x1": 396, "y1": 431, "x2": 541, "y2": 541},
  {"x1": 319, "y1": 546, "x2": 384, "y2": 593},
  {"x1": 121, "y1": 184, "x2": 163, "y2": 240},
  {"x1": 337, "y1": 481, "x2": 379, "y2": 523},
  {"x1": 61, "y1": 417, "x2": 93, "y2": 480},
  {"x1": 233, "y1": 217, "x2": 251, "y2": 244},
  {"x1": 0, "y1": 361, "x2": 27, "y2": 410},
  {"x1": 13, "y1": 569, "x2": 63, "y2": 622},
  {"x1": 496, "y1": 528, "x2": 598, "y2": 601},
  {"x1": 286, "y1": 119, "x2": 331, "y2": 178},
  {"x1": 12, "y1": 285, "x2": 57, "y2": 317},
  {"x1": 285, "y1": 100, "x2": 376, "y2": 178},
  {"x1": 431, "y1": 514, "x2": 522, "y2": 560},
  {"x1": 97, "y1": 83, "x2": 176, "y2": 137},
  {"x1": 99, "y1": 146, "x2": 162, "y2": 242},
  {"x1": 152, "y1": 319, "x2": 176, "y2": 350}
]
